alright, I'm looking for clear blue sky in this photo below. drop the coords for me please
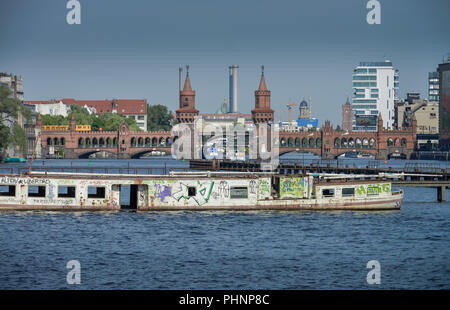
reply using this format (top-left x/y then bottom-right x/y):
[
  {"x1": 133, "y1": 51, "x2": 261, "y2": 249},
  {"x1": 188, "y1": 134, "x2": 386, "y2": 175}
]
[{"x1": 1, "y1": 0, "x2": 449, "y2": 125}]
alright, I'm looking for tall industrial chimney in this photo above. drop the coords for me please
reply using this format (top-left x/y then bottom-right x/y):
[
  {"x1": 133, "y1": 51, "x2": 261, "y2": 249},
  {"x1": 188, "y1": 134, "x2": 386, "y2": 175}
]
[
  {"x1": 179, "y1": 66, "x2": 183, "y2": 92},
  {"x1": 228, "y1": 65, "x2": 239, "y2": 113}
]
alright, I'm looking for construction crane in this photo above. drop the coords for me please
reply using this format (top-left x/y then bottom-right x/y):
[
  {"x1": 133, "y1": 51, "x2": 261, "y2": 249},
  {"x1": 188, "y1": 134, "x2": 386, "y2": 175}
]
[{"x1": 274, "y1": 100, "x2": 299, "y2": 123}]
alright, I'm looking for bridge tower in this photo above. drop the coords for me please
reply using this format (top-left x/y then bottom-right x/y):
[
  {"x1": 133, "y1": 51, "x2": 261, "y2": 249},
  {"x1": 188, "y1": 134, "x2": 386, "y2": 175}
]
[
  {"x1": 251, "y1": 66, "x2": 275, "y2": 162},
  {"x1": 176, "y1": 65, "x2": 199, "y2": 124},
  {"x1": 251, "y1": 65, "x2": 274, "y2": 124}
]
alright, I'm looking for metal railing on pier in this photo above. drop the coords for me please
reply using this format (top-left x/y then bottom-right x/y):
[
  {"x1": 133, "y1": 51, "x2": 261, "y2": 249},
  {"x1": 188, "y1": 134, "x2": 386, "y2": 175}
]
[{"x1": 0, "y1": 167, "x2": 191, "y2": 175}]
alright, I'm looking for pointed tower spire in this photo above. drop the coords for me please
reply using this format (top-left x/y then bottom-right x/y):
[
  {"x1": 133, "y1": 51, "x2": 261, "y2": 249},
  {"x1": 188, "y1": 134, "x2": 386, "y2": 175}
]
[
  {"x1": 258, "y1": 65, "x2": 268, "y2": 91},
  {"x1": 183, "y1": 65, "x2": 192, "y2": 91}
]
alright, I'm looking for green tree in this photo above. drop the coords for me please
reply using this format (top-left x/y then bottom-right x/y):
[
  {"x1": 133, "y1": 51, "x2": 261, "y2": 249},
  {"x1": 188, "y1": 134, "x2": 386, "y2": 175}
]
[
  {"x1": 68, "y1": 104, "x2": 93, "y2": 125},
  {"x1": 41, "y1": 114, "x2": 69, "y2": 125},
  {"x1": 147, "y1": 104, "x2": 173, "y2": 131},
  {"x1": 41, "y1": 104, "x2": 142, "y2": 132},
  {"x1": 0, "y1": 86, "x2": 30, "y2": 158}
]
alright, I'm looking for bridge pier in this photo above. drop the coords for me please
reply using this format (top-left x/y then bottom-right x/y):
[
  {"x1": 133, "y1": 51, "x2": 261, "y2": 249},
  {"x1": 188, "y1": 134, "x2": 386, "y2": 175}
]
[{"x1": 437, "y1": 186, "x2": 447, "y2": 202}]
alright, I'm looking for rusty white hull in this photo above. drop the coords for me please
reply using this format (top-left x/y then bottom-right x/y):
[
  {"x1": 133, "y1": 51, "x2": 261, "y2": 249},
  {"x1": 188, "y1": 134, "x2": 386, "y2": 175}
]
[{"x1": 0, "y1": 172, "x2": 403, "y2": 211}]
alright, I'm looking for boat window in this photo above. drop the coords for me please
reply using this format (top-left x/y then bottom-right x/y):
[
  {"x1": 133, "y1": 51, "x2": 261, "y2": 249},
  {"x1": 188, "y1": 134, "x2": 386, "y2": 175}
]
[
  {"x1": 342, "y1": 188, "x2": 355, "y2": 197},
  {"x1": 0, "y1": 185, "x2": 15, "y2": 197},
  {"x1": 188, "y1": 187, "x2": 196, "y2": 197},
  {"x1": 28, "y1": 185, "x2": 46, "y2": 197},
  {"x1": 230, "y1": 187, "x2": 248, "y2": 199},
  {"x1": 58, "y1": 186, "x2": 76, "y2": 198},
  {"x1": 322, "y1": 188, "x2": 335, "y2": 198},
  {"x1": 88, "y1": 186, "x2": 106, "y2": 199}
]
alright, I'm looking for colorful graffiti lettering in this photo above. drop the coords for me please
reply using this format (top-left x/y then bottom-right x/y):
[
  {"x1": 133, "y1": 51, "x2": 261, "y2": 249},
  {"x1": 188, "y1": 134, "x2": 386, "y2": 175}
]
[
  {"x1": 280, "y1": 177, "x2": 305, "y2": 198},
  {"x1": 258, "y1": 179, "x2": 270, "y2": 195},
  {"x1": 356, "y1": 185, "x2": 366, "y2": 196},
  {"x1": 356, "y1": 183, "x2": 390, "y2": 196},
  {"x1": 172, "y1": 181, "x2": 214, "y2": 206},
  {"x1": 154, "y1": 183, "x2": 171, "y2": 202}
]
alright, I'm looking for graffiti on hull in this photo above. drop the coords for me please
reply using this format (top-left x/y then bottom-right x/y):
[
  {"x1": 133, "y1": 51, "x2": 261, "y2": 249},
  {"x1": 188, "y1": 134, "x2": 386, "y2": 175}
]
[
  {"x1": 172, "y1": 181, "x2": 214, "y2": 206},
  {"x1": 280, "y1": 177, "x2": 307, "y2": 198},
  {"x1": 356, "y1": 183, "x2": 390, "y2": 197}
]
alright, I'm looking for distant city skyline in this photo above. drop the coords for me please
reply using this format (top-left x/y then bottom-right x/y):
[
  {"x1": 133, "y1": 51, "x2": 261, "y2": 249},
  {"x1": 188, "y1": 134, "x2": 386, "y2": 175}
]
[{"x1": 1, "y1": 0, "x2": 449, "y2": 125}]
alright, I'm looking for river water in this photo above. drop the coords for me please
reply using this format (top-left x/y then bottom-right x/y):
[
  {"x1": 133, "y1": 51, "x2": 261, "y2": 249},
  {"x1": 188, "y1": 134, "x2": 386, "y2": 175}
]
[{"x1": 0, "y1": 155, "x2": 449, "y2": 289}]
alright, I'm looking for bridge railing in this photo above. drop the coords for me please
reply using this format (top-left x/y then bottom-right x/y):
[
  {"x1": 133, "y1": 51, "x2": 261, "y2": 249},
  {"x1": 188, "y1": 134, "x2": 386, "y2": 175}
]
[{"x1": 0, "y1": 167, "x2": 190, "y2": 175}]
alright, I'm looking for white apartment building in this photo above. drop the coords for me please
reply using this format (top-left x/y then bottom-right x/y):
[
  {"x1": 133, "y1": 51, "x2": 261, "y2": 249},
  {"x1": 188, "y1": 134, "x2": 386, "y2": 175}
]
[{"x1": 352, "y1": 61, "x2": 399, "y2": 131}]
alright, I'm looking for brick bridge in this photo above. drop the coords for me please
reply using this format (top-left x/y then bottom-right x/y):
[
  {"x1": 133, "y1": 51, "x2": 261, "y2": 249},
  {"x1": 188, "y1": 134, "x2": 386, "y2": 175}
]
[
  {"x1": 39, "y1": 116, "x2": 416, "y2": 160},
  {"x1": 40, "y1": 118, "x2": 172, "y2": 159},
  {"x1": 278, "y1": 117, "x2": 417, "y2": 160}
]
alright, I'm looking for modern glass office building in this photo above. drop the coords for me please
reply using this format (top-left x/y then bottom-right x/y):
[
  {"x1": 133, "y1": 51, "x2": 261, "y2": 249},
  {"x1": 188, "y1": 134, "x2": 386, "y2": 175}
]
[
  {"x1": 428, "y1": 71, "x2": 440, "y2": 102},
  {"x1": 438, "y1": 57, "x2": 450, "y2": 148},
  {"x1": 352, "y1": 61, "x2": 399, "y2": 131}
]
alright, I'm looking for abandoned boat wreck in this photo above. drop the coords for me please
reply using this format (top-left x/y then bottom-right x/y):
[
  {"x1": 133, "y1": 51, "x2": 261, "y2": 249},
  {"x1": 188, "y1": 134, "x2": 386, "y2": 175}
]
[{"x1": 0, "y1": 171, "x2": 403, "y2": 211}]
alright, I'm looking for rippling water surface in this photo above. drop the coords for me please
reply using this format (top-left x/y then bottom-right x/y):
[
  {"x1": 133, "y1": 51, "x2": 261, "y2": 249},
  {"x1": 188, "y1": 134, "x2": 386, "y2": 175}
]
[{"x1": 0, "y1": 157, "x2": 450, "y2": 289}]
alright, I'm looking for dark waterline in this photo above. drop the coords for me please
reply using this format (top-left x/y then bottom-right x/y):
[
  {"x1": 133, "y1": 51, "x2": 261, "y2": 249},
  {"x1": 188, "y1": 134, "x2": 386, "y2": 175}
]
[{"x1": 0, "y1": 155, "x2": 449, "y2": 289}]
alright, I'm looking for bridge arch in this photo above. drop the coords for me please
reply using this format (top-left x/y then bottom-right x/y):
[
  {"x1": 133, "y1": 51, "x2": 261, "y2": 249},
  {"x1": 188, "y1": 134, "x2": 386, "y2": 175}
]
[
  {"x1": 348, "y1": 138, "x2": 354, "y2": 148},
  {"x1": 131, "y1": 148, "x2": 172, "y2": 159},
  {"x1": 362, "y1": 138, "x2": 369, "y2": 148},
  {"x1": 387, "y1": 138, "x2": 394, "y2": 147},
  {"x1": 78, "y1": 150, "x2": 118, "y2": 159},
  {"x1": 316, "y1": 138, "x2": 322, "y2": 148},
  {"x1": 302, "y1": 138, "x2": 307, "y2": 147},
  {"x1": 288, "y1": 137, "x2": 294, "y2": 147}
]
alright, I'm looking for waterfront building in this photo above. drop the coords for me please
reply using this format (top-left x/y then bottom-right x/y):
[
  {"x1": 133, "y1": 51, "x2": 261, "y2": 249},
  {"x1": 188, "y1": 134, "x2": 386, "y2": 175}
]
[
  {"x1": 395, "y1": 94, "x2": 439, "y2": 134},
  {"x1": 395, "y1": 93, "x2": 439, "y2": 151},
  {"x1": 429, "y1": 71, "x2": 440, "y2": 102},
  {"x1": 0, "y1": 72, "x2": 24, "y2": 101},
  {"x1": 26, "y1": 98, "x2": 148, "y2": 131},
  {"x1": 25, "y1": 100, "x2": 70, "y2": 117},
  {"x1": 342, "y1": 97, "x2": 353, "y2": 132},
  {"x1": 438, "y1": 54, "x2": 450, "y2": 149},
  {"x1": 351, "y1": 60, "x2": 399, "y2": 131}
]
